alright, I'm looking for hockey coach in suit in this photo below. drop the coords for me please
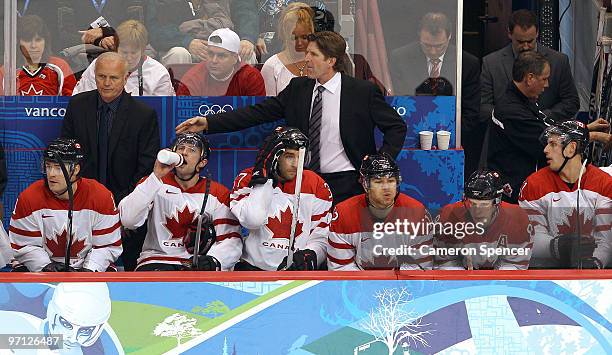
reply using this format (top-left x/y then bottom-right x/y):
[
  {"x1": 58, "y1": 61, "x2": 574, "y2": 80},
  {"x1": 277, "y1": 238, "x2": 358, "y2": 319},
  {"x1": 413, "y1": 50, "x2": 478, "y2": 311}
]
[{"x1": 176, "y1": 31, "x2": 406, "y2": 203}]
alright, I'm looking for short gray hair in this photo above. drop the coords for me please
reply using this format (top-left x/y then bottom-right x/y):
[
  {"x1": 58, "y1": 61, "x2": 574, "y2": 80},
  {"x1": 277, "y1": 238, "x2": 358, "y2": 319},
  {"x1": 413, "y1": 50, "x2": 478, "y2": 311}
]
[{"x1": 95, "y1": 52, "x2": 129, "y2": 75}]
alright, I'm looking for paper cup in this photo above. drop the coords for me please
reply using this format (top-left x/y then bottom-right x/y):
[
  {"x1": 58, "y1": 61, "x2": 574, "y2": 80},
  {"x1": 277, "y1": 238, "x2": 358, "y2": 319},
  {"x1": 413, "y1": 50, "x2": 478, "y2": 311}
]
[
  {"x1": 419, "y1": 131, "x2": 434, "y2": 150},
  {"x1": 437, "y1": 130, "x2": 451, "y2": 150}
]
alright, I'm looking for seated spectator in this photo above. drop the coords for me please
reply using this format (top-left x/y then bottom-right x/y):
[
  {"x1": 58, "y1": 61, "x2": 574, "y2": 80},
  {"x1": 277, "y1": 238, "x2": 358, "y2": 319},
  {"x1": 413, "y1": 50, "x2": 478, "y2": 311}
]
[
  {"x1": 434, "y1": 169, "x2": 532, "y2": 270},
  {"x1": 519, "y1": 121, "x2": 611, "y2": 269},
  {"x1": 17, "y1": 15, "x2": 76, "y2": 96},
  {"x1": 9, "y1": 139, "x2": 122, "y2": 272},
  {"x1": 145, "y1": 0, "x2": 233, "y2": 66},
  {"x1": 119, "y1": 133, "x2": 241, "y2": 271},
  {"x1": 261, "y1": 3, "x2": 314, "y2": 95},
  {"x1": 230, "y1": 127, "x2": 332, "y2": 271},
  {"x1": 57, "y1": 1, "x2": 143, "y2": 72},
  {"x1": 390, "y1": 12, "x2": 456, "y2": 96},
  {"x1": 328, "y1": 153, "x2": 433, "y2": 271},
  {"x1": 176, "y1": 28, "x2": 265, "y2": 96},
  {"x1": 73, "y1": 20, "x2": 175, "y2": 96}
]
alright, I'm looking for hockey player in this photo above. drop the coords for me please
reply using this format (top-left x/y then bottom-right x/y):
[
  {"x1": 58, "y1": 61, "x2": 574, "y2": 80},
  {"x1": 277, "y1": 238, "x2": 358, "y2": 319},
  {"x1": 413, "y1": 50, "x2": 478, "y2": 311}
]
[
  {"x1": 519, "y1": 120, "x2": 611, "y2": 268},
  {"x1": 9, "y1": 139, "x2": 122, "y2": 272},
  {"x1": 327, "y1": 153, "x2": 433, "y2": 270},
  {"x1": 434, "y1": 169, "x2": 533, "y2": 270},
  {"x1": 230, "y1": 127, "x2": 332, "y2": 271},
  {"x1": 119, "y1": 133, "x2": 241, "y2": 271}
]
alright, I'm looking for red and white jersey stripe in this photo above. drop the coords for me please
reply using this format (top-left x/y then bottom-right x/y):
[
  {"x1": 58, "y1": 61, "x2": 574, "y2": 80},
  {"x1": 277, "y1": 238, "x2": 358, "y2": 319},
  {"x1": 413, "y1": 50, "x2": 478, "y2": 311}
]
[
  {"x1": 519, "y1": 165, "x2": 612, "y2": 268},
  {"x1": 230, "y1": 168, "x2": 332, "y2": 271},
  {"x1": 328, "y1": 194, "x2": 433, "y2": 271},
  {"x1": 9, "y1": 178, "x2": 122, "y2": 271},
  {"x1": 119, "y1": 173, "x2": 242, "y2": 270}
]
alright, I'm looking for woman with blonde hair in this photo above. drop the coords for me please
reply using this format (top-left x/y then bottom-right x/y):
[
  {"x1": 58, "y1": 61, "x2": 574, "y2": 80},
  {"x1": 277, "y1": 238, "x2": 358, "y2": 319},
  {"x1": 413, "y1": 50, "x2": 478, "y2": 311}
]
[
  {"x1": 260, "y1": 3, "x2": 314, "y2": 96},
  {"x1": 73, "y1": 20, "x2": 175, "y2": 96}
]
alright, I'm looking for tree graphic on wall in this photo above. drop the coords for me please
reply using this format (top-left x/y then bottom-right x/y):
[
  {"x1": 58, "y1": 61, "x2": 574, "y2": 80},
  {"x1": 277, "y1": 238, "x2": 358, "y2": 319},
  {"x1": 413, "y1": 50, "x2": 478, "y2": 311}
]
[
  {"x1": 361, "y1": 287, "x2": 432, "y2": 355},
  {"x1": 192, "y1": 300, "x2": 231, "y2": 318},
  {"x1": 152, "y1": 313, "x2": 203, "y2": 347}
]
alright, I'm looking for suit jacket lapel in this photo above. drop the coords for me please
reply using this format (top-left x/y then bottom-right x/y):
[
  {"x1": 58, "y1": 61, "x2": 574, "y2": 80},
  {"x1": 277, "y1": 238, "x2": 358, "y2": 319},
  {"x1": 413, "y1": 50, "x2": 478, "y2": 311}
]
[
  {"x1": 86, "y1": 93, "x2": 99, "y2": 162},
  {"x1": 501, "y1": 45, "x2": 514, "y2": 82},
  {"x1": 339, "y1": 74, "x2": 351, "y2": 137},
  {"x1": 108, "y1": 92, "x2": 129, "y2": 158},
  {"x1": 302, "y1": 79, "x2": 316, "y2": 134}
]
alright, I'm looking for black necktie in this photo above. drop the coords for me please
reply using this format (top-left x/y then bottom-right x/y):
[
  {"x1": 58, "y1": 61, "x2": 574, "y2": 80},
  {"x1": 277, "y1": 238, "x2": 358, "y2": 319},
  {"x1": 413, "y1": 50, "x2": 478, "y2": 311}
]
[
  {"x1": 308, "y1": 86, "x2": 325, "y2": 172},
  {"x1": 98, "y1": 105, "x2": 110, "y2": 185}
]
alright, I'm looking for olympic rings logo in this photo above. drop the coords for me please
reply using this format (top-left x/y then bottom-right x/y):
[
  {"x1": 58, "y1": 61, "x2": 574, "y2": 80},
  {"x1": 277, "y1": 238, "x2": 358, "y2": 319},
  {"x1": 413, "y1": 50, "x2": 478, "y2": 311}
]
[{"x1": 198, "y1": 104, "x2": 234, "y2": 116}]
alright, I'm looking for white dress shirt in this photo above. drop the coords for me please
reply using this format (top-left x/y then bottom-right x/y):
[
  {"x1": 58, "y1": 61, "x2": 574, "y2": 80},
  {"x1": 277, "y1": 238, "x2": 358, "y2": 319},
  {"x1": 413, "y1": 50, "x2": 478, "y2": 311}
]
[{"x1": 310, "y1": 72, "x2": 353, "y2": 173}]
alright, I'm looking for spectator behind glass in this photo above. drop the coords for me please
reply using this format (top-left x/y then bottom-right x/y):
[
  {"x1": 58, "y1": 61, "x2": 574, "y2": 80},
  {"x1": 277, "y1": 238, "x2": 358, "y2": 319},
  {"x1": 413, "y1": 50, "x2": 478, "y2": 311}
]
[
  {"x1": 261, "y1": 3, "x2": 314, "y2": 95},
  {"x1": 176, "y1": 28, "x2": 265, "y2": 96},
  {"x1": 16, "y1": 15, "x2": 76, "y2": 96},
  {"x1": 145, "y1": 0, "x2": 233, "y2": 66},
  {"x1": 72, "y1": 20, "x2": 175, "y2": 96}
]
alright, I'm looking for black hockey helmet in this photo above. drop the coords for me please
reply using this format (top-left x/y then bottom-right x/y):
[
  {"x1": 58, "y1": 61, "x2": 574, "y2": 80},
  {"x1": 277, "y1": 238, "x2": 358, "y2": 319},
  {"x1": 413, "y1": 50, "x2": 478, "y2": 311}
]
[
  {"x1": 171, "y1": 132, "x2": 210, "y2": 160},
  {"x1": 43, "y1": 138, "x2": 84, "y2": 165},
  {"x1": 464, "y1": 169, "x2": 509, "y2": 204},
  {"x1": 539, "y1": 120, "x2": 590, "y2": 156},
  {"x1": 359, "y1": 153, "x2": 402, "y2": 187},
  {"x1": 265, "y1": 126, "x2": 308, "y2": 150}
]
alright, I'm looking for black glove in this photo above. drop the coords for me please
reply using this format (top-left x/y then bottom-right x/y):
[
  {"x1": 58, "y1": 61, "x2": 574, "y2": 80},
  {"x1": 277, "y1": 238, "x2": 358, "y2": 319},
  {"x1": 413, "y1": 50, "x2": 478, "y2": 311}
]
[
  {"x1": 277, "y1": 249, "x2": 318, "y2": 271},
  {"x1": 250, "y1": 141, "x2": 284, "y2": 187},
  {"x1": 41, "y1": 261, "x2": 77, "y2": 272},
  {"x1": 192, "y1": 255, "x2": 221, "y2": 271},
  {"x1": 550, "y1": 235, "x2": 597, "y2": 268},
  {"x1": 183, "y1": 214, "x2": 216, "y2": 255}
]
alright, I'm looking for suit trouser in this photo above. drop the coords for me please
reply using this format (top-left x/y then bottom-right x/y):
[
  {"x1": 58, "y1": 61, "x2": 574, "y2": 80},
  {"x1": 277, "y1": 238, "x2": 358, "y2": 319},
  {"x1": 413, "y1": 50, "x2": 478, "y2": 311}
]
[{"x1": 320, "y1": 170, "x2": 363, "y2": 206}]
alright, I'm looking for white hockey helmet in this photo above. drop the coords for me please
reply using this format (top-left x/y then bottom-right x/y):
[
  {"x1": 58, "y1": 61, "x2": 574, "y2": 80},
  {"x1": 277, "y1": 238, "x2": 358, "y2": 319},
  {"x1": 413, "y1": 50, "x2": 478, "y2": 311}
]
[{"x1": 46, "y1": 282, "x2": 112, "y2": 347}]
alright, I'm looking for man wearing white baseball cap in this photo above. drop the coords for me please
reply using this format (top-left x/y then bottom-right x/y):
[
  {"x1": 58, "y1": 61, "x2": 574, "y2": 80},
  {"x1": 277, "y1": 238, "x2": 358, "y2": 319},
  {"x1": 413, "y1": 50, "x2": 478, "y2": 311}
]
[{"x1": 176, "y1": 28, "x2": 265, "y2": 96}]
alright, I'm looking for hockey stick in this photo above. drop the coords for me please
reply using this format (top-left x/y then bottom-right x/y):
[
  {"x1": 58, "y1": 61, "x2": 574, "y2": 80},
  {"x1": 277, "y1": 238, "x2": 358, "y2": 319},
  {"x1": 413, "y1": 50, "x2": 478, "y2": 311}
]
[
  {"x1": 284, "y1": 147, "x2": 306, "y2": 270},
  {"x1": 192, "y1": 176, "x2": 211, "y2": 270},
  {"x1": 53, "y1": 152, "x2": 75, "y2": 272}
]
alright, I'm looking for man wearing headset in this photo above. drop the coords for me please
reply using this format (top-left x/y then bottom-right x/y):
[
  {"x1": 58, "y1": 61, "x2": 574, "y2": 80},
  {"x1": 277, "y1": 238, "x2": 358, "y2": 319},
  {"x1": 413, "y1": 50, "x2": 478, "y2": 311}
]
[
  {"x1": 119, "y1": 133, "x2": 241, "y2": 271},
  {"x1": 434, "y1": 169, "x2": 532, "y2": 270},
  {"x1": 9, "y1": 139, "x2": 122, "y2": 272},
  {"x1": 519, "y1": 121, "x2": 612, "y2": 269}
]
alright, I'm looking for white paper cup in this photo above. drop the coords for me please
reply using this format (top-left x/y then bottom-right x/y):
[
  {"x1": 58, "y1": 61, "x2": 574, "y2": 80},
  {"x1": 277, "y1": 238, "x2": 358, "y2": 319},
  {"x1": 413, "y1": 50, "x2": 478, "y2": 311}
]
[
  {"x1": 437, "y1": 130, "x2": 451, "y2": 150},
  {"x1": 419, "y1": 131, "x2": 434, "y2": 150}
]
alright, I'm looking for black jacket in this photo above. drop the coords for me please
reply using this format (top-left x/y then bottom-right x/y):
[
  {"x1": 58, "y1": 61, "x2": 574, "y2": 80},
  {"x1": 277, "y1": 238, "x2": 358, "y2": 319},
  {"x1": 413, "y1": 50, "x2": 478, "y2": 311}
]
[
  {"x1": 487, "y1": 82, "x2": 548, "y2": 203},
  {"x1": 206, "y1": 74, "x2": 407, "y2": 170},
  {"x1": 61, "y1": 90, "x2": 160, "y2": 203}
]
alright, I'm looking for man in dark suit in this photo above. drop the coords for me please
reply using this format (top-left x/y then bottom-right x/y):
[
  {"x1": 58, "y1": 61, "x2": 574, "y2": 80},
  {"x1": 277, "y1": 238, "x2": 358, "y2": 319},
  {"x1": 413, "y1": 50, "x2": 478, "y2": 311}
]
[
  {"x1": 61, "y1": 52, "x2": 160, "y2": 270},
  {"x1": 481, "y1": 9, "x2": 579, "y2": 123},
  {"x1": 177, "y1": 31, "x2": 406, "y2": 203},
  {"x1": 390, "y1": 12, "x2": 456, "y2": 96}
]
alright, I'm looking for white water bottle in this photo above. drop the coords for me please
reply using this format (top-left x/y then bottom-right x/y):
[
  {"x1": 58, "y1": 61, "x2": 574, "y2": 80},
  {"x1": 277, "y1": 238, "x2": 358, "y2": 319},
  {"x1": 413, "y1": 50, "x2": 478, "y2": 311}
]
[{"x1": 157, "y1": 150, "x2": 184, "y2": 167}]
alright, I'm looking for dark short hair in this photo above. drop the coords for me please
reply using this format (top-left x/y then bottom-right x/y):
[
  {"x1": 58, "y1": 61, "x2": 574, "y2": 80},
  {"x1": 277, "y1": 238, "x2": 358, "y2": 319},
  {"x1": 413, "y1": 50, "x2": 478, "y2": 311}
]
[
  {"x1": 508, "y1": 9, "x2": 538, "y2": 33},
  {"x1": 307, "y1": 31, "x2": 347, "y2": 72},
  {"x1": 17, "y1": 15, "x2": 52, "y2": 62},
  {"x1": 419, "y1": 12, "x2": 452, "y2": 37},
  {"x1": 512, "y1": 51, "x2": 548, "y2": 82}
]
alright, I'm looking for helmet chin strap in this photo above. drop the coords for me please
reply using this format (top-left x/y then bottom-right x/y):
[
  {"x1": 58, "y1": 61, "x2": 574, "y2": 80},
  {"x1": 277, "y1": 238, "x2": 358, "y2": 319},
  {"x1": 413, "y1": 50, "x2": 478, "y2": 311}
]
[
  {"x1": 555, "y1": 144, "x2": 577, "y2": 175},
  {"x1": 46, "y1": 167, "x2": 79, "y2": 197}
]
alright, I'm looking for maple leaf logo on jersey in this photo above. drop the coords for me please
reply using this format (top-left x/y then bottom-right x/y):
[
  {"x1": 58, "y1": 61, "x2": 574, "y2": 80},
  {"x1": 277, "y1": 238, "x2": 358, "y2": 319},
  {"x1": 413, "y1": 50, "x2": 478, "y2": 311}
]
[
  {"x1": 267, "y1": 206, "x2": 303, "y2": 239},
  {"x1": 556, "y1": 208, "x2": 594, "y2": 236},
  {"x1": 46, "y1": 229, "x2": 86, "y2": 258},
  {"x1": 164, "y1": 205, "x2": 196, "y2": 239},
  {"x1": 21, "y1": 83, "x2": 43, "y2": 96}
]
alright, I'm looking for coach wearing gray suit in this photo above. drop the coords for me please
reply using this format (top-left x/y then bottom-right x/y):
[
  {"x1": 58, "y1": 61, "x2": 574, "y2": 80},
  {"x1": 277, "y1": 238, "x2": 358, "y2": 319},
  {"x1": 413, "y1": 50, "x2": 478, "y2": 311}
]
[{"x1": 481, "y1": 9, "x2": 579, "y2": 123}]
